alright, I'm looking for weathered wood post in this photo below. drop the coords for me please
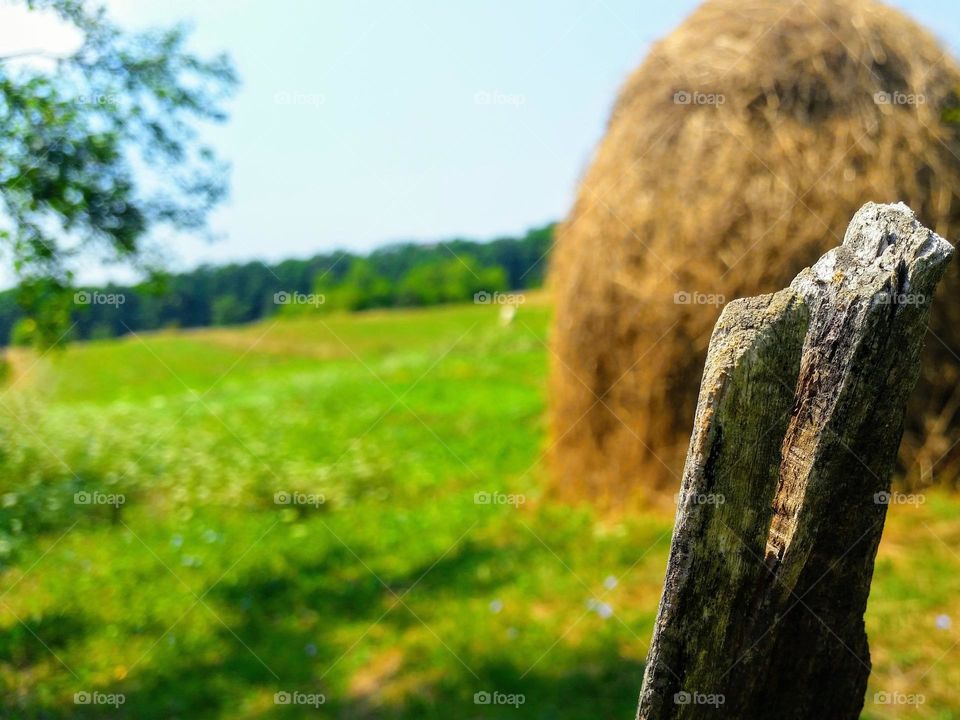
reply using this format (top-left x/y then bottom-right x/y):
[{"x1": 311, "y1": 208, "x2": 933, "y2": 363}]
[{"x1": 637, "y1": 203, "x2": 954, "y2": 719}]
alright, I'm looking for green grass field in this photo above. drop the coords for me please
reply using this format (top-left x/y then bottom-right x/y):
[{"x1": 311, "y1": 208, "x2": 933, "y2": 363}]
[{"x1": 0, "y1": 297, "x2": 958, "y2": 718}]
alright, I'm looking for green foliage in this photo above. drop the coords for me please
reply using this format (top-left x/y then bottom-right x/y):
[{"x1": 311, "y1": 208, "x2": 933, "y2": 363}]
[
  {"x1": 321, "y1": 258, "x2": 394, "y2": 311},
  {"x1": 321, "y1": 253, "x2": 511, "y2": 311},
  {"x1": 395, "y1": 256, "x2": 506, "y2": 306},
  {"x1": 211, "y1": 294, "x2": 246, "y2": 326},
  {"x1": 9, "y1": 318, "x2": 37, "y2": 347},
  {"x1": 0, "y1": 224, "x2": 553, "y2": 344},
  {"x1": 0, "y1": 0, "x2": 237, "y2": 346}
]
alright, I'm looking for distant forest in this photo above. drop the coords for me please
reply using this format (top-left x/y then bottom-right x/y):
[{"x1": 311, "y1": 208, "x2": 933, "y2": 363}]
[{"x1": 0, "y1": 225, "x2": 553, "y2": 345}]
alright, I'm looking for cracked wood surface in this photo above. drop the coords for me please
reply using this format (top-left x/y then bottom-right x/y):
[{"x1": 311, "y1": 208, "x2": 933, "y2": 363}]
[{"x1": 636, "y1": 203, "x2": 954, "y2": 720}]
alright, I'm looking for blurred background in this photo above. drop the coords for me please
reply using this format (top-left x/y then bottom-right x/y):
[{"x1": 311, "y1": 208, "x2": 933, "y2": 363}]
[{"x1": 0, "y1": 0, "x2": 959, "y2": 718}]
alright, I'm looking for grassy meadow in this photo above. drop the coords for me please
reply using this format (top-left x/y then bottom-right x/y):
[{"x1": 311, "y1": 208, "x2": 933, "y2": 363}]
[{"x1": 0, "y1": 296, "x2": 958, "y2": 718}]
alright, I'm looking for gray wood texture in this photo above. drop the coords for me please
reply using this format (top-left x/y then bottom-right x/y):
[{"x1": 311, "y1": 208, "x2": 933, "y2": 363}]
[{"x1": 637, "y1": 203, "x2": 954, "y2": 719}]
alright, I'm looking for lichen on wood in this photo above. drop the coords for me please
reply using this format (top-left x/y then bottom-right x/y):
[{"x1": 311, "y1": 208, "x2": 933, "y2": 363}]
[{"x1": 637, "y1": 203, "x2": 954, "y2": 719}]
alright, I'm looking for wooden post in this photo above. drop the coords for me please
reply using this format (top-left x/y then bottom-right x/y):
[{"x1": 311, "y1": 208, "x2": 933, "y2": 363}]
[{"x1": 637, "y1": 203, "x2": 954, "y2": 719}]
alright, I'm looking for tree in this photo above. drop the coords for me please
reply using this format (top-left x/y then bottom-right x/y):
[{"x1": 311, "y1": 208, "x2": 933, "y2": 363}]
[
  {"x1": 396, "y1": 255, "x2": 505, "y2": 306},
  {"x1": 1, "y1": 0, "x2": 237, "y2": 345},
  {"x1": 210, "y1": 294, "x2": 245, "y2": 326},
  {"x1": 321, "y1": 259, "x2": 392, "y2": 311}
]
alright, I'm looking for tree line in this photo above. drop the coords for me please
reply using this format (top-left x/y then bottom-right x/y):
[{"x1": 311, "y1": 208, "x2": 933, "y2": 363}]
[{"x1": 0, "y1": 225, "x2": 553, "y2": 345}]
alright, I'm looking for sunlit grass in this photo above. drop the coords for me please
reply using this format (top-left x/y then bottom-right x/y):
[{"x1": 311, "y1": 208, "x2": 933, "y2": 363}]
[{"x1": 0, "y1": 295, "x2": 957, "y2": 718}]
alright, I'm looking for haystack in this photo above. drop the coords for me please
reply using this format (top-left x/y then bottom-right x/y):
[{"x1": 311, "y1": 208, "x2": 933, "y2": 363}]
[{"x1": 549, "y1": 0, "x2": 960, "y2": 505}]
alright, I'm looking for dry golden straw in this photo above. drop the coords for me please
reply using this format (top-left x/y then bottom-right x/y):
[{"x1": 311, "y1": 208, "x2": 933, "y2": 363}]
[{"x1": 548, "y1": 0, "x2": 960, "y2": 505}]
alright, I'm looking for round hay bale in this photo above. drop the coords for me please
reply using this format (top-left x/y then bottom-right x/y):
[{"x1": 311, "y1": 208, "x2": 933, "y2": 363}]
[{"x1": 548, "y1": 0, "x2": 960, "y2": 506}]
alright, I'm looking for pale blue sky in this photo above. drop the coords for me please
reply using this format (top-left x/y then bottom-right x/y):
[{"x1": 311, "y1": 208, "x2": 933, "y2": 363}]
[{"x1": 6, "y1": 0, "x2": 960, "y2": 278}]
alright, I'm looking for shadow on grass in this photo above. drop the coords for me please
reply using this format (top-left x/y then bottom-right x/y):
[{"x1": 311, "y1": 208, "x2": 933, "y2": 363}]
[
  {"x1": 0, "y1": 610, "x2": 89, "y2": 668},
  {"x1": 3, "y1": 533, "x2": 648, "y2": 719},
  {"x1": 18, "y1": 650, "x2": 645, "y2": 719}
]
